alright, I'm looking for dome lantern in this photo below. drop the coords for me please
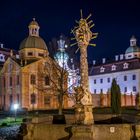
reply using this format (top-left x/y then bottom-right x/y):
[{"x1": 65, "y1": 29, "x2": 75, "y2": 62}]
[
  {"x1": 130, "y1": 35, "x2": 137, "y2": 47},
  {"x1": 28, "y1": 18, "x2": 40, "y2": 37}
]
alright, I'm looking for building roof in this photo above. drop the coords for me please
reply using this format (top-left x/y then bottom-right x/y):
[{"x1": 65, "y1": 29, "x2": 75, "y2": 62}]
[
  {"x1": 29, "y1": 20, "x2": 39, "y2": 26},
  {"x1": 125, "y1": 46, "x2": 140, "y2": 54},
  {"x1": 89, "y1": 58, "x2": 140, "y2": 76},
  {"x1": 19, "y1": 36, "x2": 47, "y2": 50}
]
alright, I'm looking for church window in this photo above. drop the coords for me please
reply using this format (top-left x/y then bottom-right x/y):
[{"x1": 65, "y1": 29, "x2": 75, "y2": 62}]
[
  {"x1": 45, "y1": 76, "x2": 50, "y2": 86},
  {"x1": 17, "y1": 94, "x2": 20, "y2": 103},
  {"x1": 17, "y1": 75, "x2": 19, "y2": 85},
  {"x1": 44, "y1": 96, "x2": 50, "y2": 105},
  {"x1": 133, "y1": 86, "x2": 137, "y2": 92},
  {"x1": 28, "y1": 52, "x2": 33, "y2": 56},
  {"x1": 3, "y1": 77, "x2": 5, "y2": 88},
  {"x1": 30, "y1": 74, "x2": 36, "y2": 85},
  {"x1": 31, "y1": 93, "x2": 36, "y2": 104},
  {"x1": 10, "y1": 77, "x2": 12, "y2": 86},
  {"x1": 124, "y1": 75, "x2": 127, "y2": 81},
  {"x1": 132, "y1": 75, "x2": 136, "y2": 80},
  {"x1": 10, "y1": 95, "x2": 13, "y2": 106}
]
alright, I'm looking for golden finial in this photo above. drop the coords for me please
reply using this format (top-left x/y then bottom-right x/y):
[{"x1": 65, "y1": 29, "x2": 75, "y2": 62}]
[{"x1": 80, "y1": 9, "x2": 83, "y2": 19}]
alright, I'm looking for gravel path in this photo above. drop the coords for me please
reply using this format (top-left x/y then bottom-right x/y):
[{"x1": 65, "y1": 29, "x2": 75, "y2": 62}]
[{"x1": 0, "y1": 125, "x2": 20, "y2": 140}]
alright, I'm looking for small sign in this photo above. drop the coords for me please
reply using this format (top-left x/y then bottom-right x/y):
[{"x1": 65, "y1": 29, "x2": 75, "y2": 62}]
[{"x1": 110, "y1": 127, "x2": 115, "y2": 133}]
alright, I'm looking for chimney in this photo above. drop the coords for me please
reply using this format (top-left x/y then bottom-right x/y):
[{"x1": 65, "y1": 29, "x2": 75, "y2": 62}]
[
  {"x1": 115, "y1": 55, "x2": 119, "y2": 61},
  {"x1": 120, "y1": 54, "x2": 124, "y2": 60},
  {"x1": 102, "y1": 58, "x2": 106, "y2": 64},
  {"x1": 93, "y1": 60, "x2": 96, "y2": 65},
  {"x1": 0, "y1": 43, "x2": 4, "y2": 48}
]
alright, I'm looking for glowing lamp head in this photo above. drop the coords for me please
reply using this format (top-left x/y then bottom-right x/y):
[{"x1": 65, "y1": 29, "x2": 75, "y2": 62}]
[{"x1": 13, "y1": 103, "x2": 19, "y2": 110}]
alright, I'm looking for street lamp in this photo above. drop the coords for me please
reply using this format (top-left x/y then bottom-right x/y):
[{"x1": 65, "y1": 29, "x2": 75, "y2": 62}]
[{"x1": 13, "y1": 103, "x2": 19, "y2": 122}]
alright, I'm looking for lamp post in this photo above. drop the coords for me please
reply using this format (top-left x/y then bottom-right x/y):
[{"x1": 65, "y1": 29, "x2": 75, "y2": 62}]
[{"x1": 13, "y1": 103, "x2": 19, "y2": 122}]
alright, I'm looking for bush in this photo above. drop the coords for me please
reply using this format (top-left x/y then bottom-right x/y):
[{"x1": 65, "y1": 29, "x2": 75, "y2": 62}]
[{"x1": 1, "y1": 122, "x2": 7, "y2": 126}]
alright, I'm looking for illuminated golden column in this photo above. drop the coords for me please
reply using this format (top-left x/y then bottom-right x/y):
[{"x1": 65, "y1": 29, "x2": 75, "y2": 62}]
[{"x1": 71, "y1": 10, "x2": 98, "y2": 124}]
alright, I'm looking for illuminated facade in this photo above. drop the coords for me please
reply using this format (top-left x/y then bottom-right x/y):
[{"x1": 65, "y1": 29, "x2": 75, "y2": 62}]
[
  {"x1": 89, "y1": 36, "x2": 139, "y2": 106},
  {"x1": 54, "y1": 36, "x2": 79, "y2": 93},
  {"x1": 0, "y1": 19, "x2": 68, "y2": 110}
]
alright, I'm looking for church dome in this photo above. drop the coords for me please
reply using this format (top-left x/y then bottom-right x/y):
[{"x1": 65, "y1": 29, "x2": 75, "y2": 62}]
[
  {"x1": 125, "y1": 36, "x2": 140, "y2": 54},
  {"x1": 19, "y1": 18, "x2": 48, "y2": 51},
  {"x1": 29, "y1": 18, "x2": 39, "y2": 26},
  {"x1": 125, "y1": 46, "x2": 140, "y2": 54},
  {"x1": 54, "y1": 51, "x2": 69, "y2": 62},
  {"x1": 19, "y1": 36, "x2": 47, "y2": 50}
]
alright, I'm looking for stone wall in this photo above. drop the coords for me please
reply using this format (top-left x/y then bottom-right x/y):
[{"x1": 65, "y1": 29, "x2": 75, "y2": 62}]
[
  {"x1": 92, "y1": 94, "x2": 136, "y2": 107},
  {"x1": 23, "y1": 123, "x2": 140, "y2": 140}
]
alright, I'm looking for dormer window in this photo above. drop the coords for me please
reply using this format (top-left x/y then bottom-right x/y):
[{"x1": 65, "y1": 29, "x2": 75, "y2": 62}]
[
  {"x1": 123, "y1": 63, "x2": 129, "y2": 69},
  {"x1": 112, "y1": 65, "x2": 116, "y2": 71},
  {"x1": 100, "y1": 66, "x2": 105, "y2": 73}
]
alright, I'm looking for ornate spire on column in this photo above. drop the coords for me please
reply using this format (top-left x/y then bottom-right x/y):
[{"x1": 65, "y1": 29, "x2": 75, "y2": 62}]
[{"x1": 71, "y1": 10, "x2": 98, "y2": 125}]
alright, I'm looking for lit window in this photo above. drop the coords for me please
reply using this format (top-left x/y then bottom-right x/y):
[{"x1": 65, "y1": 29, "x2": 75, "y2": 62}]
[
  {"x1": 107, "y1": 78, "x2": 110, "y2": 83},
  {"x1": 100, "y1": 66, "x2": 105, "y2": 73},
  {"x1": 45, "y1": 76, "x2": 50, "y2": 86},
  {"x1": 94, "y1": 79, "x2": 96, "y2": 84},
  {"x1": 100, "y1": 79, "x2": 103, "y2": 83},
  {"x1": 111, "y1": 65, "x2": 116, "y2": 71},
  {"x1": 132, "y1": 75, "x2": 136, "y2": 80},
  {"x1": 30, "y1": 74, "x2": 36, "y2": 85},
  {"x1": 124, "y1": 75, "x2": 127, "y2": 81},
  {"x1": 124, "y1": 87, "x2": 127, "y2": 92},
  {"x1": 133, "y1": 86, "x2": 137, "y2": 92},
  {"x1": 123, "y1": 63, "x2": 129, "y2": 69}
]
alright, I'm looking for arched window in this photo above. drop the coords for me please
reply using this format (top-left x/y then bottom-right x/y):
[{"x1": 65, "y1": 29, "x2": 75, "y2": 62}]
[
  {"x1": 31, "y1": 93, "x2": 36, "y2": 104},
  {"x1": 45, "y1": 76, "x2": 50, "y2": 86},
  {"x1": 30, "y1": 74, "x2": 36, "y2": 85}
]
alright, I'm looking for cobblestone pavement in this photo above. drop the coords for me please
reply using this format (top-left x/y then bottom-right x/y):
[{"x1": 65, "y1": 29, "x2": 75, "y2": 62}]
[{"x1": 0, "y1": 125, "x2": 20, "y2": 140}]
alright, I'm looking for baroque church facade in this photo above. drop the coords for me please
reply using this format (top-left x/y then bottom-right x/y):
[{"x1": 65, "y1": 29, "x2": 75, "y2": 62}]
[{"x1": 0, "y1": 19, "x2": 68, "y2": 110}]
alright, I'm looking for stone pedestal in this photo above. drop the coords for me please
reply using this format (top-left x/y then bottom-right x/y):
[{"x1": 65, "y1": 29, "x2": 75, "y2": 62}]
[
  {"x1": 71, "y1": 125, "x2": 93, "y2": 140},
  {"x1": 83, "y1": 105, "x2": 94, "y2": 125}
]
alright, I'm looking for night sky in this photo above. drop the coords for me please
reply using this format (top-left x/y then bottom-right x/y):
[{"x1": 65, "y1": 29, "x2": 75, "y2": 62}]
[{"x1": 0, "y1": 0, "x2": 140, "y2": 64}]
